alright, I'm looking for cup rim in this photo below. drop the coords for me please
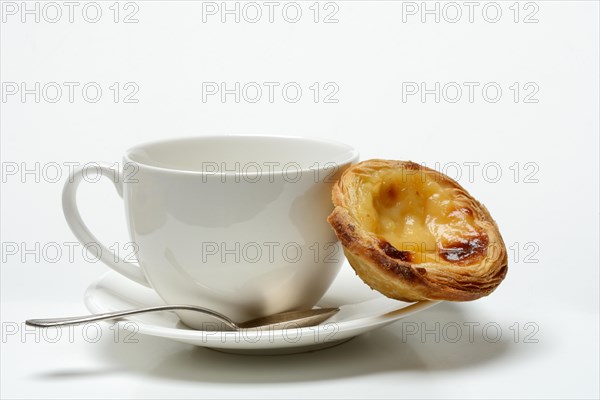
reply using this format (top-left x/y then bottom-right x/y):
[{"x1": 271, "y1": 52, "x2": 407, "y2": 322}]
[{"x1": 123, "y1": 134, "x2": 359, "y2": 175}]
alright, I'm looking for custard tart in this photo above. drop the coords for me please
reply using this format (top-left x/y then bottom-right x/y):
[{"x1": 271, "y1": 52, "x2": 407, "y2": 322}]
[{"x1": 327, "y1": 160, "x2": 507, "y2": 302}]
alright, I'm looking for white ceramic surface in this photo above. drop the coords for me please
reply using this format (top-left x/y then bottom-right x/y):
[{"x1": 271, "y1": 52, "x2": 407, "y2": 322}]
[
  {"x1": 84, "y1": 267, "x2": 439, "y2": 354},
  {"x1": 63, "y1": 136, "x2": 358, "y2": 329}
]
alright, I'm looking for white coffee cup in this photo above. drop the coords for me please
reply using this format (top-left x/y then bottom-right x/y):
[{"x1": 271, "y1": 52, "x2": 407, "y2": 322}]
[{"x1": 63, "y1": 135, "x2": 358, "y2": 329}]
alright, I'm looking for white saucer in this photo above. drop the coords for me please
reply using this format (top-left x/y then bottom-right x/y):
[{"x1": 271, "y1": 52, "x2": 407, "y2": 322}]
[{"x1": 84, "y1": 264, "x2": 440, "y2": 355}]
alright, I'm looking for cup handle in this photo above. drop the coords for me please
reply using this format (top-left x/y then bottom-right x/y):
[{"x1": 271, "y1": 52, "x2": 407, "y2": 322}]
[{"x1": 62, "y1": 162, "x2": 151, "y2": 288}]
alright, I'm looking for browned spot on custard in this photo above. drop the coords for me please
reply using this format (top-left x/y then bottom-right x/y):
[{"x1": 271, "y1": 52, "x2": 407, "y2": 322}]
[
  {"x1": 379, "y1": 240, "x2": 413, "y2": 262},
  {"x1": 378, "y1": 183, "x2": 400, "y2": 209},
  {"x1": 439, "y1": 234, "x2": 489, "y2": 264},
  {"x1": 386, "y1": 186, "x2": 398, "y2": 201}
]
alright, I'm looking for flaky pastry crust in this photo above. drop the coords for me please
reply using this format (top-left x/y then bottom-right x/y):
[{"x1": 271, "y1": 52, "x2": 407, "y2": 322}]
[{"x1": 327, "y1": 160, "x2": 507, "y2": 302}]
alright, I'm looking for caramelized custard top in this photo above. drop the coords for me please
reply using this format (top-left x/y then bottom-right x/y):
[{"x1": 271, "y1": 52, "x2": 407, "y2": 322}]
[{"x1": 349, "y1": 166, "x2": 488, "y2": 266}]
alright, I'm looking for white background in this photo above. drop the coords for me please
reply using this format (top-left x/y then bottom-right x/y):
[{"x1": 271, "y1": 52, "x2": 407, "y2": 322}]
[{"x1": 1, "y1": 0, "x2": 599, "y2": 398}]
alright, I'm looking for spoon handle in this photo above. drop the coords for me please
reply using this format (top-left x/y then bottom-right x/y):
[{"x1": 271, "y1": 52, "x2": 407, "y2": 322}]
[{"x1": 25, "y1": 305, "x2": 238, "y2": 330}]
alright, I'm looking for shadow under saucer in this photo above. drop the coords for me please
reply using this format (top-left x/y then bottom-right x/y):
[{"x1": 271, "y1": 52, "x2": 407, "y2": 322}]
[{"x1": 68, "y1": 302, "x2": 522, "y2": 384}]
